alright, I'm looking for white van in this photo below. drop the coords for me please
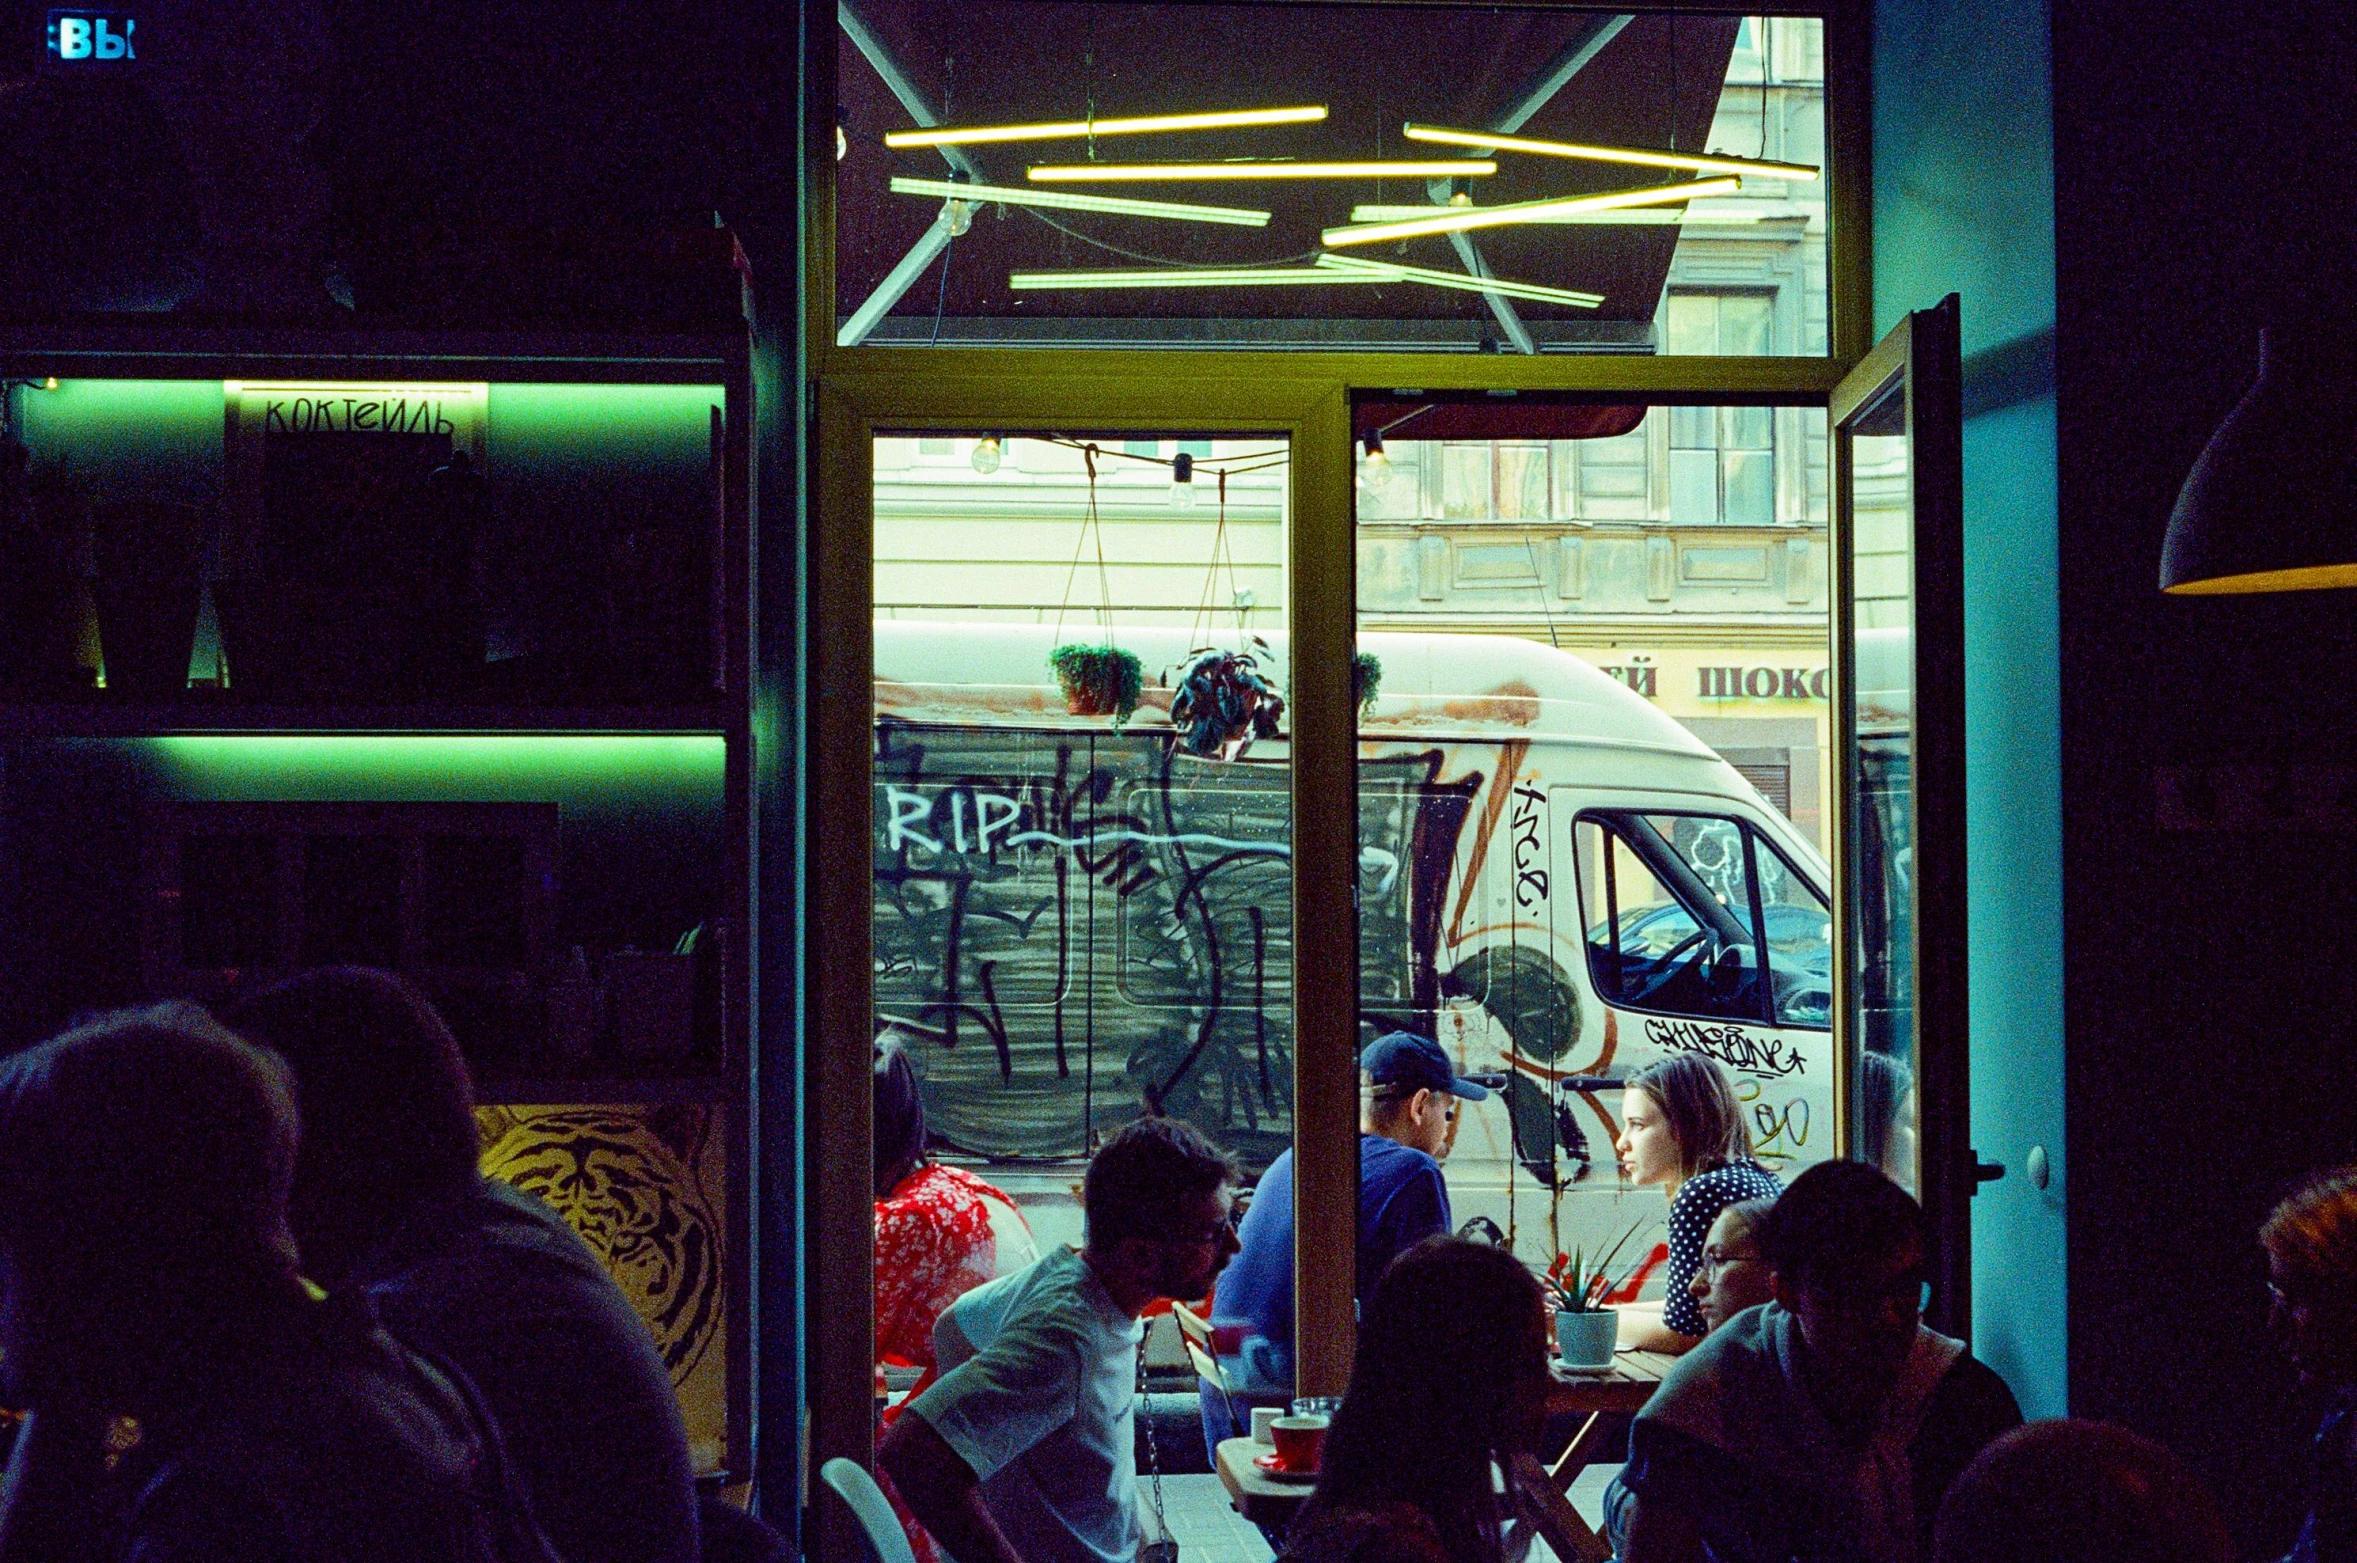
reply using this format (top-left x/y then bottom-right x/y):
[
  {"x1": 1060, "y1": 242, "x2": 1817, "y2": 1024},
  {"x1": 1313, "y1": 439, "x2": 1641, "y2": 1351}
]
[{"x1": 874, "y1": 620, "x2": 1836, "y2": 1282}]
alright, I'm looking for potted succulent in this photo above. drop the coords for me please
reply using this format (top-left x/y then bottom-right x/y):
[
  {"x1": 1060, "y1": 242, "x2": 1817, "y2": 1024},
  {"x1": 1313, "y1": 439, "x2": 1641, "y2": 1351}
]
[
  {"x1": 1169, "y1": 641, "x2": 1286, "y2": 759},
  {"x1": 1545, "y1": 1220, "x2": 1647, "y2": 1369},
  {"x1": 1048, "y1": 643, "x2": 1144, "y2": 725}
]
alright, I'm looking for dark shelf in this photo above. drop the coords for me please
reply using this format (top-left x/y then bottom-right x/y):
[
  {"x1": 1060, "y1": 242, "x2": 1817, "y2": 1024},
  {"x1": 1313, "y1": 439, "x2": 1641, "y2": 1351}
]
[
  {"x1": 474, "y1": 1073, "x2": 734, "y2": 1107},
  {"x1": 0, "y1": 702, "x2": 736, "y2": 738}
]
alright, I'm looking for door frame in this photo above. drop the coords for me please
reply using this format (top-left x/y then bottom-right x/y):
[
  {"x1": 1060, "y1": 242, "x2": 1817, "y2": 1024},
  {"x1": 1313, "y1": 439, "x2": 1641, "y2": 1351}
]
[
  {"x1": 1827, "y1": 296, "x2": 1969, "y2": 1333},
  {"x1": 801, "y1": 1, "x2": 1883, "y2": 1549}
]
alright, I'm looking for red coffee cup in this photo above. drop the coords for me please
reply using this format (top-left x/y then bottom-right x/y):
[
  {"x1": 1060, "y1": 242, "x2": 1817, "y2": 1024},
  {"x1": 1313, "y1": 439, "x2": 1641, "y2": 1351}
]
[{"x1": 1269, "y1": 1415, "x2": 1328, "y2": 1473}]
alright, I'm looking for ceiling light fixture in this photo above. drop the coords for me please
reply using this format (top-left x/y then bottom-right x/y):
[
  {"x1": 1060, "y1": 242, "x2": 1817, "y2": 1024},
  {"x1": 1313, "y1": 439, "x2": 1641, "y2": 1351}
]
[
  {"x1": 886, "y1": 105, "x2": 1328, "y2": 149},
  {"x1": 1345, "y1": 203, "x2": 1758, "y2": 226},
  {"x1": 1403, "y1": 123, "x2": 1820, "y2": 182},
  {"x1": 1322, "y1": 177, "x2": 1741, "y2": 247},
  {"x1": 1009, "y1": 266, "x2": 1363, "y2": 290},
  {"x1": 1314, "y1": 253, "x2": 1603, "y2": 308},
  {"x1": 2161, "y1": 327, "x2": 2357, "y2": 594},
  {"x1": 889, "y1": 176, "x2": 1272, "y2": 228},
  {"x1": 1007, "y1": 258, "x2": 1598, "y2": 310},
  {"x1": 1028, "y1": 159, "x2": 1496, "y2": 184}
]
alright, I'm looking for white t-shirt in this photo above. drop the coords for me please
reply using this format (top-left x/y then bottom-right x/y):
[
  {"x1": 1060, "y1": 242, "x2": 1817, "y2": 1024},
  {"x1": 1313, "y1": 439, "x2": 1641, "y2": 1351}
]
[{"x1": 913, "y1": 1246, "x2": 1143, "y2": 1563}]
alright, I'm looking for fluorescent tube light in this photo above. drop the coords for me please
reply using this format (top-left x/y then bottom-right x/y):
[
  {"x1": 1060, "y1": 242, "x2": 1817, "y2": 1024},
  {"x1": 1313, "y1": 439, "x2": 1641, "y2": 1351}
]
[
  {"x1": 1008, "y1": 267, "x2": 1375, "y2": 291},
  {"x1": 889, "y1": 176, "x2": 1272, "y2": 227},
  {"x1": 1313, "y1": 253, "x2": 1603, "y2": 308},
  {"x1": 1006, "y1": 259, "x2": 1602, "y2": 310},
  {"x1": 1403, "y1": 123, "x2": 1820, "y2": 183},
  {"x1": 1028, "y1": 159, "x2": 1496, "y2": 183},
  {"x1": 1322, "y1": 178, "x2": 1742, "y2": 247},
  {"x1": 886, "y1": 105, "x2": 1327, "y2": 149},
  {"x1": 1346, "y1": 204, "x2": 1721, "y2": 226}
]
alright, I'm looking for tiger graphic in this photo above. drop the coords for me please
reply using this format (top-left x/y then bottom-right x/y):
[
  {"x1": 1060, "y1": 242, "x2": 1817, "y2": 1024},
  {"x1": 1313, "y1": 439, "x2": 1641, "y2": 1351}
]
[{"x1": 477, "y1": 1107, "x2": 724, "y2": 1389}]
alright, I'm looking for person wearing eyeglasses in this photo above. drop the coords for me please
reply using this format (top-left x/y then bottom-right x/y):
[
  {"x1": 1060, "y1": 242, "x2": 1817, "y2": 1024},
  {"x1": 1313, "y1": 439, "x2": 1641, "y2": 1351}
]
[
  {"x1": 1619, "y1": 1161, "x2": 2021, "y2": 1563},
  {"x1": 1689, "y1": 1198, "x2": 1782, "y2": 1335},
  {"x1": 1602, "y1": 1197, "x2": 1784, "y2": 1559},
  {"x1": 882, "y1": 1116, "x2": 1242, "y2": 1563},
  {"x1": 1199, "y1": 1032, "x2": 1488, "y2": 1466},
  {"x1": 2261, "y1": 1165, "x2": 2357, "y2": 1563}
]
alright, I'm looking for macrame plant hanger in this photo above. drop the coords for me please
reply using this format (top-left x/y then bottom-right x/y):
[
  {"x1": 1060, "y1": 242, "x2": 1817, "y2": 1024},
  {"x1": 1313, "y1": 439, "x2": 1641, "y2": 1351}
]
[
  {"x1": 1185, "y1": 466, "x2": 1247, "y2": 651},
  {"x1": 1047, "y1": 444, "x2": 1142, "y2": 726},
  {"x1": 1052, "y1": 443, "x2": 1118, "y2": 649}
]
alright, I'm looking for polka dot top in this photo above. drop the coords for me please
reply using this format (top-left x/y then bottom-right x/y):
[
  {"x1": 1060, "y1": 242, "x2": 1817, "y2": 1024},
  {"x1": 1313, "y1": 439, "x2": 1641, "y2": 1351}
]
[{"x1": 1660, "y1": 1159, "x2": 1783, "y2": 1338}]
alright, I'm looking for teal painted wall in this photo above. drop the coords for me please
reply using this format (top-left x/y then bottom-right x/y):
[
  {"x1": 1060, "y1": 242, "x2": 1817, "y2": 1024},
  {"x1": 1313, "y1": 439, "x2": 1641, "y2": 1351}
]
[{"x1": 1873, "y1": 0, "x2": 2064, "y2": 1417}]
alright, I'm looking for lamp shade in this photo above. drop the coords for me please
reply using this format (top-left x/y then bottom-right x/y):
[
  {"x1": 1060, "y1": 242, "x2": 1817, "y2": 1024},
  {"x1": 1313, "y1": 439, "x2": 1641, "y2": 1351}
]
[{"x1": 2161, "y1": 328, "x2": 2357, "y2": 594}]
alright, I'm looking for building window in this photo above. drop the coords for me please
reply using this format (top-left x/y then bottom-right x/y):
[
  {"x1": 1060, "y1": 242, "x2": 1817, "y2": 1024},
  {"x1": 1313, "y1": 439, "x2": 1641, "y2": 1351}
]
[
  {"x1": 1667, "y1": 294, "x2": 1777, "y2": 525},
  {"x1": 1438, "y1": 441, "x2": 1552, "y2": 522}
]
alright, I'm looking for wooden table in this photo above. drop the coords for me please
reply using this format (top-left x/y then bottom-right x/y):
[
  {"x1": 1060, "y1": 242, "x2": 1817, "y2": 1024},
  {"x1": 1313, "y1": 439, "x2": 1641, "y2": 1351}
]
[
  {"x1": 1211, "y1": 1351, "x2": 1678, "y2": 1546},
  {"x1": 1215, "y1": 1436, "x2": 1318, "y2": 1529},
  {"x1": 1534, "y1": 1349, "x2": 1680, "y2": 1562}
]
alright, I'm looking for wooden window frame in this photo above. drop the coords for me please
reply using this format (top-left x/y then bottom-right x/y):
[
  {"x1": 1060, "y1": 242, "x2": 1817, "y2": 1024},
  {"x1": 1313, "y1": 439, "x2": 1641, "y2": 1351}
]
[{"x1": 801, "y1": 3, "x2": 1875, "y2": 1549}]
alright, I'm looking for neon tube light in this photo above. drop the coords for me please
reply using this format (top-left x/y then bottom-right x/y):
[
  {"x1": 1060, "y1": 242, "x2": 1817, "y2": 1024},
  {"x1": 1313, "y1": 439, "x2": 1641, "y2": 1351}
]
[
  {"x1": 1347, "y1": 203, "x2": 1755, "y2": 226},
  {"x1": 1028, "y1": 159, "x2": 1495, "y2": 183},
  {"x1": 1008, "y1": 267, "x2": 1371, "y2": 290},
  {"x1": 1403, "y1": 123, "x2": 1819, "y2": 183},
  {"x1": 1007, "y1": 259, "x2": 1601, "y2": 310},
  {"x1": 890, "y1": 176, "x2": 1272, "y2": 227},
  {"x1": 886, "y1": 105, "x2": 1328, "y2": 149},
  {"x1": 1323, "y1": 178, "x2": 1742, "y2": 247},
  {"x1": 1313, "y1": 253, "x2": 1603, "y2": 308}
]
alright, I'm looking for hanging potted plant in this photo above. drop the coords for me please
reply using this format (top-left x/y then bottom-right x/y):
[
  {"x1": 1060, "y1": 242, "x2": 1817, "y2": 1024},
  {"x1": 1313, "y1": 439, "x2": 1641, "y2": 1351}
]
[
  {"x1": 1352, "y1": 651, "x2": 1382, "y2": 717},
  {"x1": 1169, "y1": 639, "x2": 1286, "y2": 759},
  {"x1": 1048, "y1": 643, "x2": 1144, "y2": 724}
]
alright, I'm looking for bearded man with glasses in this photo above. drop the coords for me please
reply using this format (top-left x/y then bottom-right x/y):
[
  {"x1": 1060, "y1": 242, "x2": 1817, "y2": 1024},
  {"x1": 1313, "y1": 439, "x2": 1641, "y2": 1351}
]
[
  {"x1": 1620, "y1": 1161, "x2": 2022, "y2": 1563},
  {"x1": 882, "y1": 1115, "x2": 1241, "y2": 1563}
]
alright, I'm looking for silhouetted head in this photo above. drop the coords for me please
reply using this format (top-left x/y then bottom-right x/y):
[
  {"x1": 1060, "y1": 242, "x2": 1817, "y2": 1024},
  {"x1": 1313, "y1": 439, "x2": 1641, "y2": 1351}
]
[
  {"x1": 1762, "y1": 1159, "x2": 1929, "y2": 1423},
  {"x1": 1314, "y1": 1238, "x2": 1551, "y2": 1563},
  {"x1": 1618, "y1": 1052, "x2": 1754, "y2": 1189},
  {"x1": 1932, "y1": 1420, "x2": 2230, "y2": 1563},
  {"x1": 0, "y1": 1002, "x2": 301, "y2": 1408},
  {"x1": 227, "y1": 968, "x2": 479, "y2": 1288},
  {"x1": 2262, "y1": 1164, "x2": 2357, "y2": 1389},
  {"x1": 874, "y1": 1032, "x2": 928, "y2": 1199},
  {"x1": 1082, "y1": 1115, "x2": 1240, "y2": 1306}
]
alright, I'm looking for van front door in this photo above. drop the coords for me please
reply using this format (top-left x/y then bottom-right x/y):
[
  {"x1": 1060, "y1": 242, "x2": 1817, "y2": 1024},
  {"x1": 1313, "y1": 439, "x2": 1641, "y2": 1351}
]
[{"x1": 1565, "y1": 805, "x2": 1836, "y2": 1189}]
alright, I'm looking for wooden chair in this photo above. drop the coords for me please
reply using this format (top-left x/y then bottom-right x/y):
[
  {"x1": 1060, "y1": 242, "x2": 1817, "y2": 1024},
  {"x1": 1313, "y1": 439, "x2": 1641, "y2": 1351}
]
[{"x1": 1171, "y1": 1300, "x2": 1244, "y2": 1437}]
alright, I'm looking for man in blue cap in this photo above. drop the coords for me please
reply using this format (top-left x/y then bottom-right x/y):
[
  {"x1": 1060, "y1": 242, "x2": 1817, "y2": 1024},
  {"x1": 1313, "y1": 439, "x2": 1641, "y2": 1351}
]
[{"x1": 1197, "y1": 1031, "x2": 1490, "y2": 1464}]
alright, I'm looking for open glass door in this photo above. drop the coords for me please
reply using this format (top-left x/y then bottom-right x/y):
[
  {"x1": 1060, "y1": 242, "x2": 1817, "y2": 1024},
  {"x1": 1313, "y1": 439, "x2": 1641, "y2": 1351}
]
[{"x1": 1829, "y1": 295, "x2": 1968, "y2": 1332}]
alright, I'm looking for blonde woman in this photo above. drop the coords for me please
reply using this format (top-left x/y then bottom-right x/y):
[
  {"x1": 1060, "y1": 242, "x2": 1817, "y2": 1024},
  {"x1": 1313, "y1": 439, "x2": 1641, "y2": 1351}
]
[{"x1": 1613, "y1": 1053, "x2": 1781, "y2": 1353}]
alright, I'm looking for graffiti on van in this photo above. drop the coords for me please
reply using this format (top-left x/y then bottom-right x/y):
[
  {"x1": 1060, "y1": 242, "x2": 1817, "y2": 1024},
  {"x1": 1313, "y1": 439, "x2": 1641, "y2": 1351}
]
[
  {"x1": 1638, "y1": 1017, "x2": 1809, "y2": 1079},
  {"x1": 871, "y1": 715, "x2": 1825, "y2": 1204},
  {"x1": 874, "y1": 720, "x2": 1527, "y2": 1171}
]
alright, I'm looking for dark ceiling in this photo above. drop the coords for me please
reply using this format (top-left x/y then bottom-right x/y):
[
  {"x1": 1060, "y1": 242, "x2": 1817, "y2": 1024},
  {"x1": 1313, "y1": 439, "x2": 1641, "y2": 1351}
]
[{"x1": 838, "y1": 4, "x2": 1742, "y2": 344}]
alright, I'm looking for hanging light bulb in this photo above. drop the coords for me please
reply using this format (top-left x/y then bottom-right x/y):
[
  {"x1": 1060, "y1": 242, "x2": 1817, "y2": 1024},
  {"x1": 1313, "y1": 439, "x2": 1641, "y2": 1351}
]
[
  {"x1": 970, "y1": 435, "x2": 1003, "y2": 475},
  {"x1": 1171, "y1": 451, "x2": 1199, "y2": 510},
  {"x1": 1359, "y1": 430, "x2": 1393, "y2": 491}
]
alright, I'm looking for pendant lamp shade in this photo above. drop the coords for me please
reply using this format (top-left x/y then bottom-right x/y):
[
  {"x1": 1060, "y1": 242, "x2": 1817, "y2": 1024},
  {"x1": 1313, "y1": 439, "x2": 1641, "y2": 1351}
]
[{"x1": 2161, "y1": 328, "x2": 2357, "y2": 594}]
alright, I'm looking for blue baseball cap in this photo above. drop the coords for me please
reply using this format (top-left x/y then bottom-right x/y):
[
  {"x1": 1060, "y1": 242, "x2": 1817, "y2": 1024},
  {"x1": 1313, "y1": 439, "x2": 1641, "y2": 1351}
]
[{"x1": 1360, "y1": 1031, "x2": 1490, "y2": 1101}]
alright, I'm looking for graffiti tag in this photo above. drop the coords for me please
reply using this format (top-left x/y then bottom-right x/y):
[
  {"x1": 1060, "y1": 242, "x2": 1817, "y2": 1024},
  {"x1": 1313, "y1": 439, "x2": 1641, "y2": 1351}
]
[
  {"x1": 1509, "y1": 783, "x2": 1549, "y2": 910},
  {"x1": 1642, "y1": 1016, "x2": 1807, "y2": 1078},
  {"x1": 883, "y1": 784, "x2": 1402, "y2": 893}
]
